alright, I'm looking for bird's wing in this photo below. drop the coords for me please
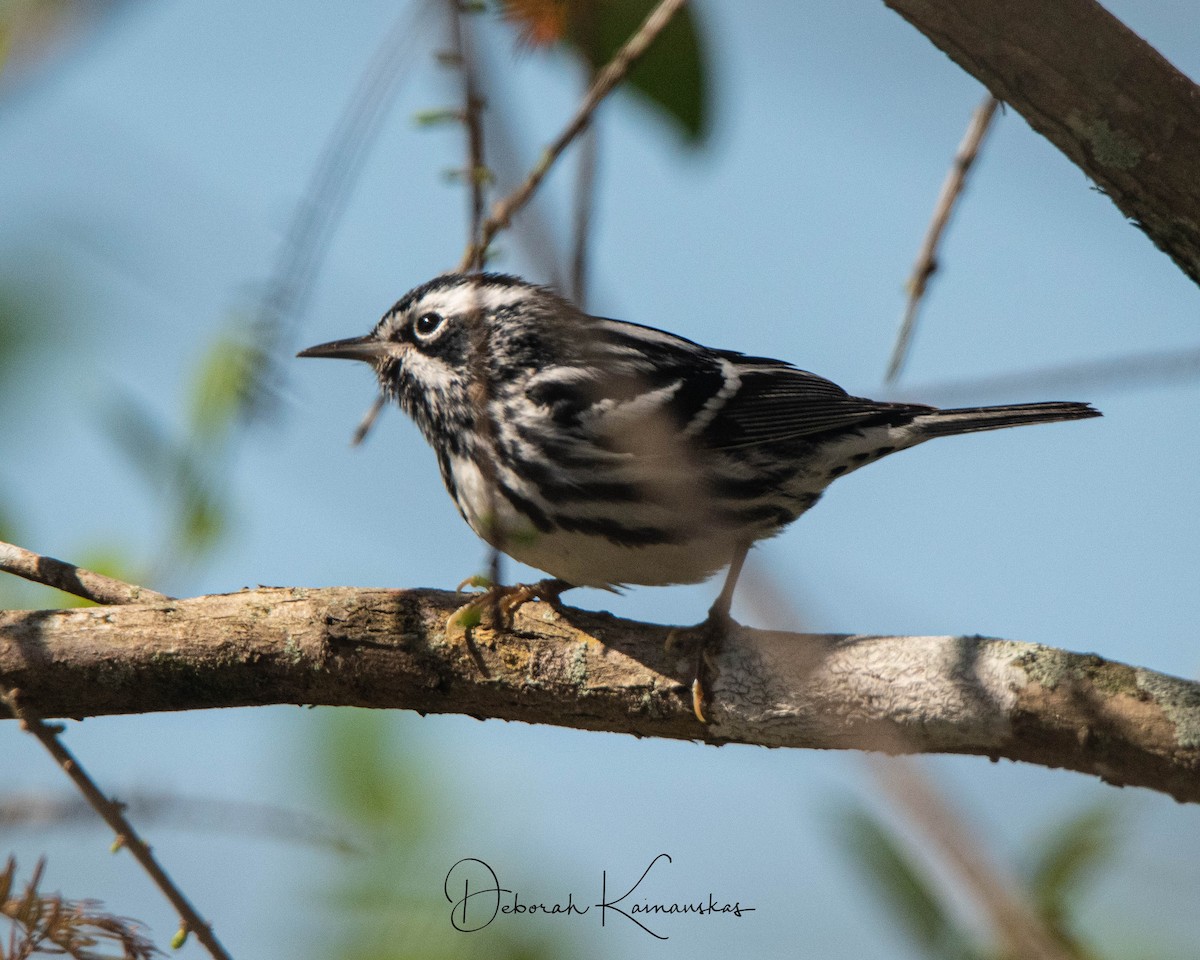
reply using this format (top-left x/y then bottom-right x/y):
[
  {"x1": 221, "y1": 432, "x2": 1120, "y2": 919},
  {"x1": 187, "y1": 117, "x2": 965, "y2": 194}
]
[
  {"x1": 524, "y1": 317, "x2": 930, "y2": 451},
  {"x1": 700, "y1": 353, "x2": 933, "y2": 449}
]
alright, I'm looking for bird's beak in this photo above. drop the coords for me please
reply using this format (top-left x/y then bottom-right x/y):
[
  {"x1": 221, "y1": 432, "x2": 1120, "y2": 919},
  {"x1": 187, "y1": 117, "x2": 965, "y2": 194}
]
[{"x1": 297, "y1": 335, "x2": 390, "y2": 364}]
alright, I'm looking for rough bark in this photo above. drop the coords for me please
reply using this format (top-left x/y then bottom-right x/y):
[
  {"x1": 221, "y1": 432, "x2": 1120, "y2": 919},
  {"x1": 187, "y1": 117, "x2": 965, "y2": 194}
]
[
  {"x1": 2, "y1": 586, "x2": 1198, "y2": 803},
  {"x1": 883, "y1": 0, "x2": 1200, "y2": 286}
]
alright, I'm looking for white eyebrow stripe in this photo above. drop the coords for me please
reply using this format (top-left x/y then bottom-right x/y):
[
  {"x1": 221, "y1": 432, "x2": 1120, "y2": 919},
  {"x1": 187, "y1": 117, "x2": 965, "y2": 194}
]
[{"x1": 423, "y1": 282, "x2": 535, "y2": 318}]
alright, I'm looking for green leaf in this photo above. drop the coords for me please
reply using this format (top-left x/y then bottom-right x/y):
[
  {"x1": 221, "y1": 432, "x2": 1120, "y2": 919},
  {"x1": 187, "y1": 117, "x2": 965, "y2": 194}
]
[
  {"x1": 567, "y1": 0, "x2": 710, "y2": 144},
  {"x1": 833, "y1": 802, "x2": 982, "y2": 960}
]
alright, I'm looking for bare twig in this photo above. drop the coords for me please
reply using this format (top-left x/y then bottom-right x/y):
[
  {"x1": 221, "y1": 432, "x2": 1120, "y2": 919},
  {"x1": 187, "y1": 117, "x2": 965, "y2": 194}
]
[
  {"x1": 458, "y1": 0, "x2": 689, "y2": 270},
  {"x1": 475, "y1": 34, "x2": 569, "y2": 289},
  {"x1": 886, "y1": 94, "x2": 1000, "y2": 383},
  {"x1": 0, "y1": 540, "x2": 170, "y2": 606},
  {"x1": 350, "y1": 393, "x2": 388, "y2": 446},
  {"x1": 447, "y1": 0, "x2": 490, "y2": 268},
  {"x1": 570, "y1": 113, "x2": 598, "y2": 307},
  {"x1": 569, "y1": 3, "x2": 602, "y2": 307},
  {"x1": 1, "y1": 689, "x2": 233, "y2": 960}
]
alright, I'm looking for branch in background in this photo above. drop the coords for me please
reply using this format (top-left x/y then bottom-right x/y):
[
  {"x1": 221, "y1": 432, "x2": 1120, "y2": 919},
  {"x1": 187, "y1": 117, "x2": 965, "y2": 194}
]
[
  {"x1": 0, "y1": 539, "x2": 170, "y2": 606},
  {"x1": 2, "y1": 585, "x2": 1199, "y2": 804},
  {"x1": 255, "y1": 4, "x2": 430, "y2": 365},
  {"x1": 1, "y1": 689, "x2": 233, "y2": 960},
  {"x1": 0, "y1": 790, "x2": 358, "y2": 855},
  {"x1": 882, "y1": 0, "x2": 1200, "y2": 288},
  {"x1": 891, "y1": 342, "x2": 1200, "y2": 406},
  {"x1": 570, "y1": 111, "x2": 598, "y2": 308},
  {"x1": 886, "y1": 94, "x2": 999, "y2": 383},
  {"x1": 458, "y1": 0, "x2": 689, "y2": 271},
  {"x1": 266, "y1": 5, "x2": 432, "y2": 447}
]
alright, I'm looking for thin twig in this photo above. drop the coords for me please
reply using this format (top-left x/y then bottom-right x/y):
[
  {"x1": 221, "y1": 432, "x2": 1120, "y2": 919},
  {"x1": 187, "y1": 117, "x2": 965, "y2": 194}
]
[
  {"x1": 350, "y1": 393, "x2": 387, "y2": 446},
  {"x1": 447, "y1": 0, "x2": 489, "y2": 269},
  {"x1": 0, "y1": 540, "x2": 170, "y2": 606},
  {"x1": 458, "y1": 0, "x2": 689, "y2": 271},
  {"x1": 569, "y1": 3, "x2": 601, "y2": 307},
  {"x1": 570, "y1": 115, "x2": 598, "y2": 308},
  {"x1": 474, "y1": 34, "x2": 569, "y2": 289},
  {"x1": 885, "y1": 94, "x2": 1000, "y2": 383},
  {"x1": 1, "y1": 689, "x2": 233, "y2": 960}
]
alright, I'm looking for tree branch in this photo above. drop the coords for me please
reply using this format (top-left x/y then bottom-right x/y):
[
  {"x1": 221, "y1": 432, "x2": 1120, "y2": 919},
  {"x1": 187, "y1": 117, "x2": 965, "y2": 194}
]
[
  {"x1": 2, "y1": 586, "x2": 1198, "y2": 802},
  {"x1": 882, "y1": 0, "x2": 1200, "y2": 286},
  {"x1": 0, "y1": 540, "x2": 170, "y2": 606}
]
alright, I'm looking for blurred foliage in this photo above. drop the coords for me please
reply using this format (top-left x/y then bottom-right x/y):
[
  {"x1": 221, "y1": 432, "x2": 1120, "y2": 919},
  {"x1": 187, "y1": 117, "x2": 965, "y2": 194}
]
[
  {"x1": 104, "y1": 389, "x2": 230, "y2": 571},
  {"x1": 834, "y1": 796, "x2": 1179, "y2": 960},
  {"x1": 187, "y1": 331, "x2": 270, "y2": 442},
  {"x1": 0, "y1": 0, "x2": 134, "y2": 97},
  {"x1": 499, "y1": 0, "x2": 710, "y2": 144},
  {"x1": 837, "y1": 804, "x2": 981, "y2": 960},
  {"x1": 0, "y1": 279, "x2": 40, "y2": 386},
  {"x1": 1024, "y1": 801, "x2": 1118, "y2": 939},
  {"x1": 0, "y1": 272, "x2": 53, "y2": 391},
  {"x1": 0, "y1": 274, "x2": 56, "y2": 609},
  {"x1": 308, "y1": 710, "x2": 566, "y2": 960},
  {"x1": 96, "y1": 315, "x2": 277, "y2": 586}
]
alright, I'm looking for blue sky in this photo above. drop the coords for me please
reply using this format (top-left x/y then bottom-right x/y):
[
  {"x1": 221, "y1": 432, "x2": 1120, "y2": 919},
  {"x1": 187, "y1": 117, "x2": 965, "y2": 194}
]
[{"x1": 2, "y1": 2, "x2": 1199, "y2": 958}]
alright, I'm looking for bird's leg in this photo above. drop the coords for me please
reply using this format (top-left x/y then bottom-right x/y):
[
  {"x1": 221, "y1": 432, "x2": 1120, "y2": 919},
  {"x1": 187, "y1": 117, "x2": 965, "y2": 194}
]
[
  {"x1": 667, "y1": 543, "x2": 750, "y2": 723},
  {"x1": 450, "y1": 577, "x2": 574, "y2": 632}
]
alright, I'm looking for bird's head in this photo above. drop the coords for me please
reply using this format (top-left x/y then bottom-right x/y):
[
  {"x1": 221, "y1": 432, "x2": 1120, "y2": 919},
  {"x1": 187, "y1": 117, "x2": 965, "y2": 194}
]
[{"x1": 298, "y1": 272, "x2": 568, "y2": 443}]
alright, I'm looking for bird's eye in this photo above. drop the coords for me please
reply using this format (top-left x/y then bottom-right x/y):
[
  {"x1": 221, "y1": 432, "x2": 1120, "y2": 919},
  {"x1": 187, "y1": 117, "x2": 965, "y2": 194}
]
[{"x1": 413, "y1": 312, "x2": 445, "y2": 339}]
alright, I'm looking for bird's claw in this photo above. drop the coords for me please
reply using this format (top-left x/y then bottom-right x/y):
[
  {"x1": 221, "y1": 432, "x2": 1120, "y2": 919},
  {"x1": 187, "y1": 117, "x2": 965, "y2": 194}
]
[
  {"x1": 447, "y1": 578, "x2": 569, "y2": 636},
  {"x1": 666, "y1": 610, "x2": 735, "y2": 724}
]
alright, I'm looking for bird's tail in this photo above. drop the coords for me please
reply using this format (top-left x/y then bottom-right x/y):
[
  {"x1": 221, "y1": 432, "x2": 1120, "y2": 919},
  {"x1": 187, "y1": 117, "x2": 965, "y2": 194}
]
[{"x1": 914, "y1": 401, "x2": 1101, "y2": 437}]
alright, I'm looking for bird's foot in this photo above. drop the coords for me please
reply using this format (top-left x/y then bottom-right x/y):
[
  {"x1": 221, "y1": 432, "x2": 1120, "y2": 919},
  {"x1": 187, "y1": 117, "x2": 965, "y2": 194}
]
[
  {"x1": 666, "y1": 607, "x2": 736, "y2": 724},
  {"x1": 449, "y1": 576, "x2": 571, "y2": 633}
]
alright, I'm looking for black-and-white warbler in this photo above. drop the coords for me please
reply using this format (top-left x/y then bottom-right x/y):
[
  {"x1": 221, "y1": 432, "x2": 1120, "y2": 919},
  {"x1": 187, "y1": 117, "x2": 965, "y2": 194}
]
[{"x1": 300, "y1": 271, "x2": 1099, "y2": 658}]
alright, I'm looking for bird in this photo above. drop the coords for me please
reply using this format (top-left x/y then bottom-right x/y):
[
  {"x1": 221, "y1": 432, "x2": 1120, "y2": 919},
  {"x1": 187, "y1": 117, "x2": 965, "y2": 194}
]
[{"x1": 299, "y1": 272, "x2": 1100, "y2": 716}]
